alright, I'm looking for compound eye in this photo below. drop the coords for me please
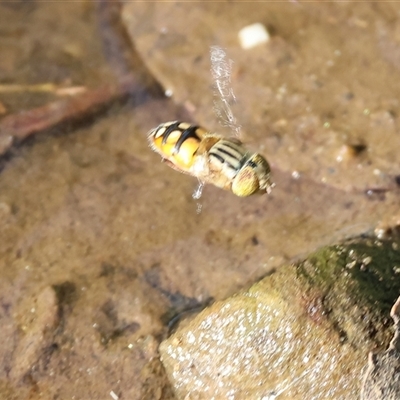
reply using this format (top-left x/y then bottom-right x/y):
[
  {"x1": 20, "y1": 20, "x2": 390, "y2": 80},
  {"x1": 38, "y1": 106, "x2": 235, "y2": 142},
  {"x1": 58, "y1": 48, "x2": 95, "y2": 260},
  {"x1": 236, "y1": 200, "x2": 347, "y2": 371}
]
[{"x1": 231, "y1": 166, "x2": 260, "y2": 197}]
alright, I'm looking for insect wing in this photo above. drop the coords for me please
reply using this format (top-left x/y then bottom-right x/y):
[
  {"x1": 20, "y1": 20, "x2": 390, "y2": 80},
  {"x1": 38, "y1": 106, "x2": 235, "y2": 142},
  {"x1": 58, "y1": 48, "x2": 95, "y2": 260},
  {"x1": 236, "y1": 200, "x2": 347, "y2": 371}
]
[{"x1": 210, "y1": 46, "x2": 241, "y2": 138}]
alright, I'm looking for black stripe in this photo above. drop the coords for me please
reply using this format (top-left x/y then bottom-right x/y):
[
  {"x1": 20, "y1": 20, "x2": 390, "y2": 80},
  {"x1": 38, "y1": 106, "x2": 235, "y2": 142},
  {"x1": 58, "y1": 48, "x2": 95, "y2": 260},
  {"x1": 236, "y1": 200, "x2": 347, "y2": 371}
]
[
  {"x1": 209, "y1": 152, "x2": 225, "y2": 164},
  {"x1": 161, "y1": 122, "x2": 181, "y2": 145},
  {"x1": 209, "y1": 151, "x2": 237, "y2": 172},
  {"x1": 214, "y1": 145, "x2": 242, "y2": 161},
  {"x1": 173, "y1": 126, "x2": 201, "y2": 154},
  {"x1": 247, "y1": 160, "x2": 258, "y2": 169},
  {"x1": 219, "y1": 140, "x2": 243, "y2": 153},
  {"x1": 175, "y1": 126, "x2": 199, "y2": 149}
]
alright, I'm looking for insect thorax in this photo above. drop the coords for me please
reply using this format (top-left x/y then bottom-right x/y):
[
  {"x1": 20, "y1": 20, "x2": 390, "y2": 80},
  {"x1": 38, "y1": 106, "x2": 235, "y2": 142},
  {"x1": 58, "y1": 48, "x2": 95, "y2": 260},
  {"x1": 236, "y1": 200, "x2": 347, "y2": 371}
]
[{"x1": 208, "y1": 138, "x2": 251, "y2": 179}]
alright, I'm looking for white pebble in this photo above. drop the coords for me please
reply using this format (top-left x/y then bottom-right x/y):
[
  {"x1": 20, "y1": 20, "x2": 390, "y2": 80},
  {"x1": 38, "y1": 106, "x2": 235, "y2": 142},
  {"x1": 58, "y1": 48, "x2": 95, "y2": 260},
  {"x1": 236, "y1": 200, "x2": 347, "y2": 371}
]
[
  {"x1": 238, "y1": 23, "x2": 270, "y2": 49},
  {"x1": 110, "y1": 390, "x2": 119, "y2": 400},
  {"x1": 164, "y1": 88, "x2": 173, "y2": 97}
]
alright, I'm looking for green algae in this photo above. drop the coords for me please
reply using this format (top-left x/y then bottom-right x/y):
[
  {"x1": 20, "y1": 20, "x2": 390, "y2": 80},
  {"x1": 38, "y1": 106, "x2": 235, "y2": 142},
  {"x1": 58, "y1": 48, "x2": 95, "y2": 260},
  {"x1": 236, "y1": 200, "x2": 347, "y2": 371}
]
[{"x1": 297, "y1": 238, "x2": 400, "y2": 348}]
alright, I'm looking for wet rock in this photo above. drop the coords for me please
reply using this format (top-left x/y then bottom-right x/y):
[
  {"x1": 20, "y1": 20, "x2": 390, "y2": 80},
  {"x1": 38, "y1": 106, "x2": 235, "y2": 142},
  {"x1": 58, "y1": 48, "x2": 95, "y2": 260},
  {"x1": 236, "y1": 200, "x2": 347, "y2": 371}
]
[
  {"x1": 11, "y1": 286, "x2": 59, "y2": 381},
  {"x1": 160, "y1": 237, "x2": 400, "y2": 399},
  {"x1": 361, "y1": 296, "x2": 400, "y2": 400},
  {"x1": 297, "y1": 237, "x2": 400, "y2": 349}
]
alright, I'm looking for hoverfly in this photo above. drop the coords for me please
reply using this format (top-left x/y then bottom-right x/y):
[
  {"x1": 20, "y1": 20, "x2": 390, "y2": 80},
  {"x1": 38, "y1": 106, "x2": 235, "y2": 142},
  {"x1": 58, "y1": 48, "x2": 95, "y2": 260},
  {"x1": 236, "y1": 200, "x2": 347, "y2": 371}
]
[{"x1": 148, "y1": 46, "x2": 273, "y2": 198}]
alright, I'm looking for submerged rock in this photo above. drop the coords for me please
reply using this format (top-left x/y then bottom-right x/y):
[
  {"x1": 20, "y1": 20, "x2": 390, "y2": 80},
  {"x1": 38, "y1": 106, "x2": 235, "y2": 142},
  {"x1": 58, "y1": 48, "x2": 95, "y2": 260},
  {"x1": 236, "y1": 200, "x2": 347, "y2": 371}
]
[
  {"x1": 11, "y1": 286, "x2": 60, "y2": 381},
  {"x1": 159, "y1": 237, "x2": 400, "y2": 399}
]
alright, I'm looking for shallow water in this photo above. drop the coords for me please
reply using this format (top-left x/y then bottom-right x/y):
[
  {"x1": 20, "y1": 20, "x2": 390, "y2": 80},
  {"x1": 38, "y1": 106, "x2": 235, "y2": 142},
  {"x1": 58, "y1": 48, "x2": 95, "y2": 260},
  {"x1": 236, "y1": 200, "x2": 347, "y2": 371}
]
[{"x1": 0, "y1": 1, "x2": 399, "y2": 398}]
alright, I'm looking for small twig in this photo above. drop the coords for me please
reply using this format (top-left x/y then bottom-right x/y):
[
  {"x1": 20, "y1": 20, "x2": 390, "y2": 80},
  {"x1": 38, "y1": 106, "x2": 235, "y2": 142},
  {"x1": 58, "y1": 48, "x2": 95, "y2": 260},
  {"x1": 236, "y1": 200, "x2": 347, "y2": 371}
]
[
  {"x1": 0, "y1": 85, "x2": 123, "y2": 156},
  {"x1": 0, "y1": 84, "x2": 87, "y2": 96}
]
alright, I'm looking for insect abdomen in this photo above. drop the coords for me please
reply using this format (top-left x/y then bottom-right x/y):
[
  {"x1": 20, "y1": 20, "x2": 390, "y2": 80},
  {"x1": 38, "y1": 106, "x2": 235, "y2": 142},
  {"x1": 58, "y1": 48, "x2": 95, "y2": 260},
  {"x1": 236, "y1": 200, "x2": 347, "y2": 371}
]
[{"x1": 149, "y1": 121, "x2": 206, "y2": 169}]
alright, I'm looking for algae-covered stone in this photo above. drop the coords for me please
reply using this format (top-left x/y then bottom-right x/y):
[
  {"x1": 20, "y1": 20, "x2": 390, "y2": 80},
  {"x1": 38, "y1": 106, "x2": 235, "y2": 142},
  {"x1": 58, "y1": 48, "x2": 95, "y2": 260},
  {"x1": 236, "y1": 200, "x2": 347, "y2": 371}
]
[
  {"x1": 361, "y1": 296, "x2": 400, "y2": 400},
  {"x1": 159, "y1": 237, "x2": 400, "y2": 399},
  {"x1": 298, "y1": 238, "x2": 400, "y2": 348}
]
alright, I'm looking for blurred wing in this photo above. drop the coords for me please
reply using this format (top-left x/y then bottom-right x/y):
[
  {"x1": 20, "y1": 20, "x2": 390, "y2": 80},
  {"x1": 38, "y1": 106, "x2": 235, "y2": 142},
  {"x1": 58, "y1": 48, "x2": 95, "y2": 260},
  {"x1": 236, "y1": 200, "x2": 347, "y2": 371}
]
[{"x1": 210, "y1": 46, "x2": 241, "y2": 138}]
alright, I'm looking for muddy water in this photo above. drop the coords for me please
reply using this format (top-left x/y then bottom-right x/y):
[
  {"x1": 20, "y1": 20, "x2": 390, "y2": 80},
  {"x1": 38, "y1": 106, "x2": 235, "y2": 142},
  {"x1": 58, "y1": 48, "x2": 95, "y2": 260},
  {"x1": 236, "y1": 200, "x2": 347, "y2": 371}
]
[
  {"x1": 0, "y1": 1, "x2": 399, "y2": 398},
  {"x1": 124, "y1": 2, "x2": 400, "y2": 192}
]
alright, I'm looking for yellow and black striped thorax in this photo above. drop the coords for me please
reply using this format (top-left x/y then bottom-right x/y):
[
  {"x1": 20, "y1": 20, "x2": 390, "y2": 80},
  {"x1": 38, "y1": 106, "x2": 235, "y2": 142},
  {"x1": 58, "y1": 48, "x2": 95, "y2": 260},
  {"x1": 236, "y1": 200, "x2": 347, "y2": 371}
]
[
  {"x1": 208, "y1": 139, "x2": 252, "y2": 179},
  {"x1": 148, "y1": 121, "x2": 207, "y2": 169}
]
